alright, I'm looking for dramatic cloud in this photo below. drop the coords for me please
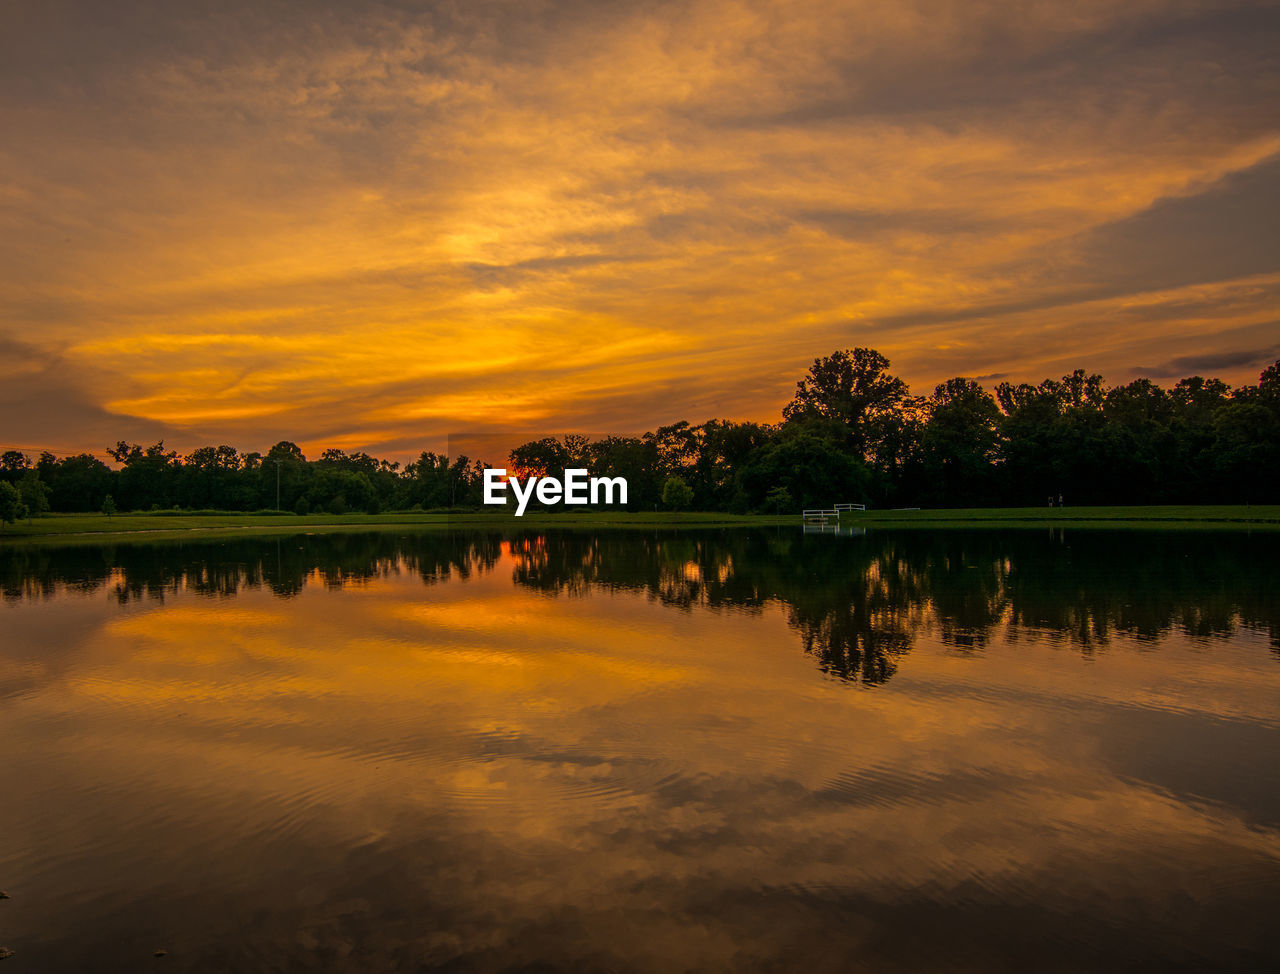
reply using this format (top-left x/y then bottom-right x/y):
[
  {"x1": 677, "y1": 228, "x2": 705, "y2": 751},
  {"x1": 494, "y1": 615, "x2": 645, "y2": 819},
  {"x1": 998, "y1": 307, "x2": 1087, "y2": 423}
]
[
  {"x1": 2, "y1": 0, "x2": 1277, "y2": 459},
  {"x1": 1134, "y1": 343, "x2": 1280, "y2": 379}
]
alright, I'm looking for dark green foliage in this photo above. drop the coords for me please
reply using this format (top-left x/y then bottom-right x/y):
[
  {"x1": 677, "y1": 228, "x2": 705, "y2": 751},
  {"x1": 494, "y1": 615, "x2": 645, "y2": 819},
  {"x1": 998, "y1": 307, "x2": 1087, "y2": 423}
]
[
  {"x1": 782, "y1": 347, "x2": 908, "y2": 459},
  {"x1": 989, "y1": 362, "x2": 1280, "y2": 505},
  {"x1": 662, "y1": 476, "x2": 694, "y2": 511},
  {"x1": 917, "y1": 379, "x2": 1001, "y2": 507},
  {"x1": 690, "y1": 420, "x2": 772, "y2": 510},
  {"x1": 404, "y1": 452, "x2": 483, "y2": 509},
  {"x1": 586, "y1": 436, "x2": 663, "y2": 510},
  {"x1": 763, "y1": 486, "x2": 793, "y2": 514},
  {"x1": 108, "y1": 441, "x2": 179, "y2": 511},
  {"x1": 736, "y1": 424, "x2": 872, "y2": 510},
  {"x1": 509, "y1": 437, "x2": 571, "y2": 476},
  {"x1": 1211, "y1": 401, "x2": 1280, "y2": 503},
  {"x1": 0, "y1": 450, "x2": 31, "y2": 481},
  {"x1": 0, "y1": 481, "x2": 25, "y2": 529},
  {"x1": 17, "y1": 470, "x2": 51, "y2": 518},
  {"x1": 38, "y1": 452, "x2": 113, "y2": 511},
  {"x1": 312, "y1": 468, "x2": 379, "y2": 515}
]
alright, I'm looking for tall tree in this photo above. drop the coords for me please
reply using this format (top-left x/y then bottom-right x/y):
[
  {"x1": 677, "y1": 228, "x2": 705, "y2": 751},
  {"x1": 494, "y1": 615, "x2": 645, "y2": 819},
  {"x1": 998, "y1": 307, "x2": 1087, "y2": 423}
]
[
  {"x1": 643, "y1": 421, "x2": 702, "y2": 479},
  {"x1": 508, "y1": 437, "x2": 570, "y2": 478},
  {"x1": 692, "y1": 420, "x2": 773, "y2": 510},
  {"x1": 919, "y1": 379, "x2": 1001, "y2": 506},
  {"x1": 586, "y1": 436, "x2": 662, "y2": 510},
  {"x1": 782, "y1": 348, "x2": 908, "y2": 459},
  {"x1": 38, "y1": 452, "x2": 114, "y2": 511},
  {"x1": 0, "y1": 450, "x2": 31, "y2": 482},
  {"x1": 263, "y1": 441, "x2": 310, "y2": 509},
  {"x1": 109, "y1": 441, "x2": 179, "y2": 511}
]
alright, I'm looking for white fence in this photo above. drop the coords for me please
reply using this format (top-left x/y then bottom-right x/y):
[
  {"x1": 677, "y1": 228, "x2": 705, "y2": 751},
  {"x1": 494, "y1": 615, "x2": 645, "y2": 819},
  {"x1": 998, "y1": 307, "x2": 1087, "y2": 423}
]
[
  {"x1": 802, "y1": 509, "x2": 839, "y2": 522},
  {"x1": 802, "y1": 504, "x2": 867, "y2": 522}
]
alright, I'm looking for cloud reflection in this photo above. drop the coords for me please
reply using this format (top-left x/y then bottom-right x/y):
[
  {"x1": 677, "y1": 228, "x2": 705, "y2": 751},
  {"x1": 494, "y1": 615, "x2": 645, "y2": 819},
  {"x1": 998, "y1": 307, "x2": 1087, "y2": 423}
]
[{"x1": 2, "y1": 527, "x2": 1280, "y2": 968}]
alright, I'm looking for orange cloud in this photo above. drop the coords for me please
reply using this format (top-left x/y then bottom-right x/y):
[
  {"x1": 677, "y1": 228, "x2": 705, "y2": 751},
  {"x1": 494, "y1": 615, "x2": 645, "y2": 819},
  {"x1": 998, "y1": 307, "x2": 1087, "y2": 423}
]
[{"x1": 2, "y1": 1, "x2": 1277, "y2": 457}]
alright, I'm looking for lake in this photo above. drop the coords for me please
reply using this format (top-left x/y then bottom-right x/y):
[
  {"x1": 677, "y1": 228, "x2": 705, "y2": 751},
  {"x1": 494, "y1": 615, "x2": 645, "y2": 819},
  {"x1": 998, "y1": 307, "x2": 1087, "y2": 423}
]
[{"x1": 1, "y1": 527, "x2": 1278, "y2": 971}]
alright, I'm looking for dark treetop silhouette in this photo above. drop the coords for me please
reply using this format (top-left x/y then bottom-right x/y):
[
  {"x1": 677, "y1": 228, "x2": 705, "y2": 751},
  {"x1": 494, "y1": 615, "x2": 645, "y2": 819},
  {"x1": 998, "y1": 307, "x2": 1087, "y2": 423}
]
[{"x1": 3, "y1": 350, "x2": 1278, "y2": 515}]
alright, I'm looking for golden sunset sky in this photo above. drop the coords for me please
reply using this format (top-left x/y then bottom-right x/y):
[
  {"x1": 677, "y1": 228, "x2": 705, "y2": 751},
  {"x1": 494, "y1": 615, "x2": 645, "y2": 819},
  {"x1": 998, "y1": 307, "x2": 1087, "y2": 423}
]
[{"x1": 2, "y1": 0, "x2": 1278, "y2": 460}]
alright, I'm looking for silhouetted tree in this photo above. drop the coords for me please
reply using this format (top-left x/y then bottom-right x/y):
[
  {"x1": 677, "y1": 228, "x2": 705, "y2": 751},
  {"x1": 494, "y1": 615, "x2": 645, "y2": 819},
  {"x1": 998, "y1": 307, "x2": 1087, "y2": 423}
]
[
  {"x1": 783, "y1": 348, "x2": 908, "y2": 460},
  {"x1": 38, "y1": 452, "x2": 113, "y2": 511},
  {"x1": 0, "y1": 450, "x2": 31, "y2": 482},
  {"x1": 11, "y1": 353, "x2": 1279, "y2": 515},
  {"x1": 918, "y1": 378, "x2": 1001, "y2": 506},
  {"x1": 738, "y1": 424, "x2": 871, "y2": 509},
  {"x1": 587, "y1": 436, "x2": 663, "y2": 510},
  {"x1": 109, "y1": 441, "x2": 179, "y2": 510},
  {"x1": 509, "y1": 437, "x2": 571, "y2": 478}
]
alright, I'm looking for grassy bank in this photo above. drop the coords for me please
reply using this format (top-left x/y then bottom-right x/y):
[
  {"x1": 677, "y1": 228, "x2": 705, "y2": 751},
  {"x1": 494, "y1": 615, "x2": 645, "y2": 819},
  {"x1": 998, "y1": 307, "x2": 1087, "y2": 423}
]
[
  {"x1": 858, "y1": 505, "x2": 1280, "y2": 527},
  {"x1": 0, "y1": 509, "x2": 791, "y2": 543},
  {"x1": 2, "y1": 505, "x2": 1279, "y2": 543}
]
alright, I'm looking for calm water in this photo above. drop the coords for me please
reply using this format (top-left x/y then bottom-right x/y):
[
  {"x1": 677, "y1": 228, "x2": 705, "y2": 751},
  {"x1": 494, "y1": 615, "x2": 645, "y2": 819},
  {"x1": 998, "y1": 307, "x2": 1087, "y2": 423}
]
[{"x1": 1, "y1": 528, "x2": 1278, "y2": 972}]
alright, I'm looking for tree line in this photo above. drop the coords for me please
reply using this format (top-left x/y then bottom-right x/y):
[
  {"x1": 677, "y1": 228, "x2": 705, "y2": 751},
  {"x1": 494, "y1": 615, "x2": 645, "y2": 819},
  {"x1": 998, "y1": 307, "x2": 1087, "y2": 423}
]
[{"x1": 2, "y1": 348, "x2": 1278, "y2": 520}]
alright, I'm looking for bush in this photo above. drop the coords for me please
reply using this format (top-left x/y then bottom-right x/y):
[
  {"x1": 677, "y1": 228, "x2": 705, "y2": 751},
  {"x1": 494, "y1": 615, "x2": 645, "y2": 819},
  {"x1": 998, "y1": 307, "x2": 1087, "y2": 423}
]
[
  {"x1": 0, "y1": 481, "x2": 26, "y2": 529},
  {"x1": 662, "y1": 476, "x2": 694, "y2": 511},
  {"x1": 764, "y1": 486, "x2": 794, "y2": 514},
  {"x1": 17, "y1": 470, "x2": 51, "y2": 517},
  {"x1": 294, "y1": 497, "x2": 310, "y2": 516}
]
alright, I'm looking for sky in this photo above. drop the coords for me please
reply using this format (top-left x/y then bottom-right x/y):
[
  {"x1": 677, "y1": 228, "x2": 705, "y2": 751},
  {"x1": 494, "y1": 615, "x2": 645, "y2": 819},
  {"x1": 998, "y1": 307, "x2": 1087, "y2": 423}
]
[{"x1": 2, "y1": 0, "x2": 1278, "y2": 462}]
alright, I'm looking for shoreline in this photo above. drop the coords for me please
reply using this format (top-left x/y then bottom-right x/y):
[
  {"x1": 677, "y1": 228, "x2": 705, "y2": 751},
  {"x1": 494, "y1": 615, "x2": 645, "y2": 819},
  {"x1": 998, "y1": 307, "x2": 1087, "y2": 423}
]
[{"x1": 3, "y1": 505, "x2": 1280, "y2": 544}]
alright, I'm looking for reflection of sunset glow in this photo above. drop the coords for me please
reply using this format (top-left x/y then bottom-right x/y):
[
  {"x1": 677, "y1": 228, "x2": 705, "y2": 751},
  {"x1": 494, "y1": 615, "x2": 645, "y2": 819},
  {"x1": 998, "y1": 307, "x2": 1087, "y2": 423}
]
[
  {"x1": 4, "y1": 530, "x2": 1280, "y2": 966},
  {"x1": 2, "y1": 2, "x2": 1277, "y2": 456},
  {"x1": 11, "y1": 549, "x2": 1280, "y2": 892}
]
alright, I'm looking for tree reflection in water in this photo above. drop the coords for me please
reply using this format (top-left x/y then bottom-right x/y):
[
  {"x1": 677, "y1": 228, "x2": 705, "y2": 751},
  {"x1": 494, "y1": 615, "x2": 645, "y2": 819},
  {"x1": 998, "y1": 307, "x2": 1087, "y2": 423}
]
[{"x1": 3, "y1": 527, "x2": 1276, "y2": 684}]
